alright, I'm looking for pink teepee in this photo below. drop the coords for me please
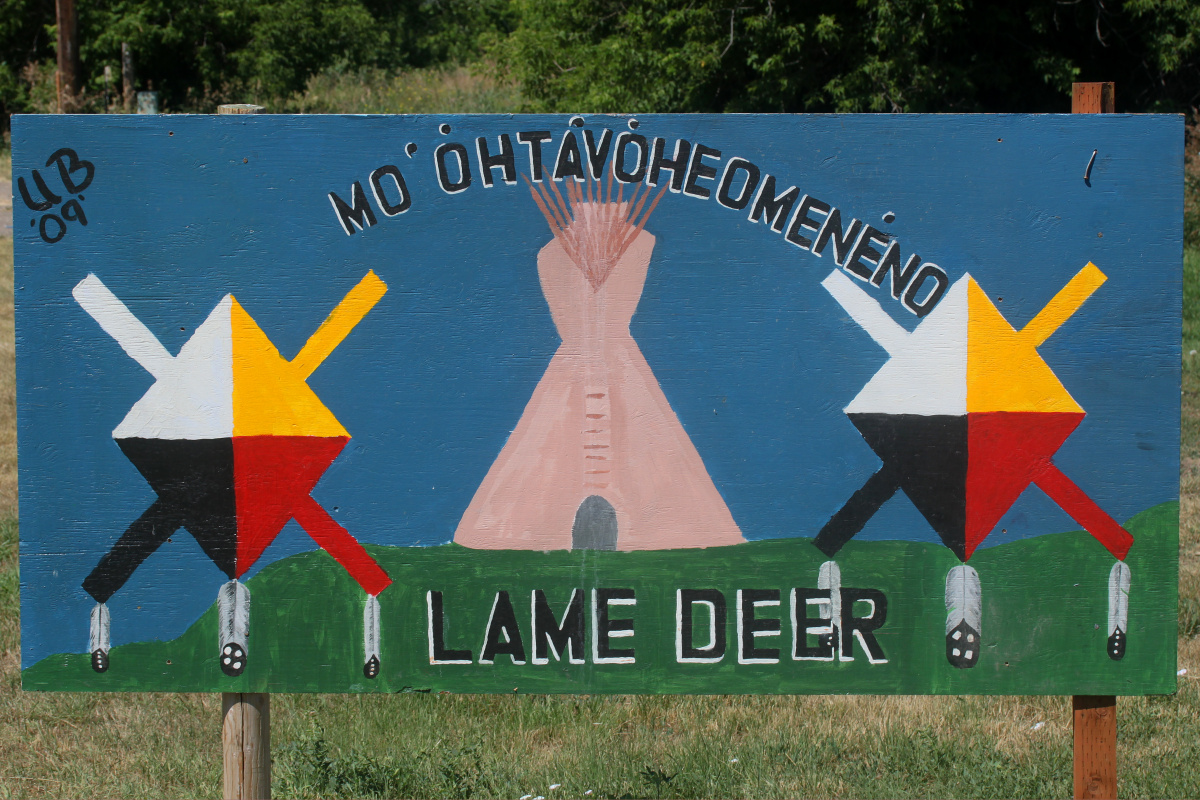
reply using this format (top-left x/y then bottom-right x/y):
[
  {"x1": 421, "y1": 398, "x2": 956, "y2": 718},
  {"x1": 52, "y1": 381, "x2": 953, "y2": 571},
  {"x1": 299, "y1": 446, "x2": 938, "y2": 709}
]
[{"x1": 454, "y1": 175, "x2": 744, "y2": 551}]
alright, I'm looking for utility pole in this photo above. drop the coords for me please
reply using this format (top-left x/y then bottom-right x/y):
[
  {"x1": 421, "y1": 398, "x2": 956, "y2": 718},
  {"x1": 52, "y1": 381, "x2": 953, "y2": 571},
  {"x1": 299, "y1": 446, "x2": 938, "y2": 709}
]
[{"x1": 56, "y1": 0, "x2": 80, "y2": 112}]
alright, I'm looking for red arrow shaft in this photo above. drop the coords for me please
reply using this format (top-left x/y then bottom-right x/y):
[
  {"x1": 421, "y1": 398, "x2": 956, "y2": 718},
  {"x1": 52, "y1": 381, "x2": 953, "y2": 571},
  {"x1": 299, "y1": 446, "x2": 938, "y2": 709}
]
[
  {"x1": 1034, "y1": 463, "x2": 1133, "y2": 560},
  {"x1": 292, "y1": 493, "x2": 393, "y2": 596}
]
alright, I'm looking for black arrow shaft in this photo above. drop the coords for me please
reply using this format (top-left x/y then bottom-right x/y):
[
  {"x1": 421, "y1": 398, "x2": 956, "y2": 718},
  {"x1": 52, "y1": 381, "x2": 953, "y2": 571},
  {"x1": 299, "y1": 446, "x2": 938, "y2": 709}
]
[
  {"x1": 83, "y1": 498, "x2": 184, "y2": 603},
  {"x1": 814, "y1": 465, "x2": 901, "y2": 557}
]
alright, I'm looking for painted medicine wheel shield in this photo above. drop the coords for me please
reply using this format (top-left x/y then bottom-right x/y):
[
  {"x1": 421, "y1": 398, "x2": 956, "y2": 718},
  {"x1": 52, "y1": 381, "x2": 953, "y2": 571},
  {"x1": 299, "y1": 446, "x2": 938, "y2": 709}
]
[
  {"x1": 74, "y1": 272, "x2": 392, "y2": 678},
  {"x1": 817, "y1": 264, "x2": 1133, "y2": 668}
]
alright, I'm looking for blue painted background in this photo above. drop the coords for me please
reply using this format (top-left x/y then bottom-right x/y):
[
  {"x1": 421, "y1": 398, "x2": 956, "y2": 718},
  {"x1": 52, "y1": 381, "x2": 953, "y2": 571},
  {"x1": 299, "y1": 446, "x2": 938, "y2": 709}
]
[{"x1": 15, "y1": 114, "x2": 1180, "y2": 667}]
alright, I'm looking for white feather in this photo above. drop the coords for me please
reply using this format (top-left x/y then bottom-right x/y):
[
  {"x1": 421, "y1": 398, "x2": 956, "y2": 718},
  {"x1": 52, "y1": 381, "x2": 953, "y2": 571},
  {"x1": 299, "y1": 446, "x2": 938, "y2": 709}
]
[
  {"x1": 218, "y1": 580, "x2": 251, "y2": 649},
  {"x1": 1108, "y1": 561, "x2": 1130, "y2": 634},
  {"x1": 89, "y1": 602, "x2": 111, "y2": 653},
  {"x1": 364, "y1": 595, "x2": 381, "y2": 661},
  {"x1": 945, "y1": 565, "x2": 982, "y2": 635},
  {"x1": 817, "y1": 560, "x2": 841, "y2": 632}
]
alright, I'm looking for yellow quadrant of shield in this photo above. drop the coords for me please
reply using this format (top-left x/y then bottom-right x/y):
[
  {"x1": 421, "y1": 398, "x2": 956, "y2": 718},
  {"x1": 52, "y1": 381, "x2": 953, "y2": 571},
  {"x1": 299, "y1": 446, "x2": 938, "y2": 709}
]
[
  {"x1": 230, "y1": 272, "x2": 387, "y2": 437},
  {"x1": 965, "y1": 265, "x2": 1106, "y2": 414},
  {"x1": 231, "y1": 299, "x2": 350, "y2": 437}
]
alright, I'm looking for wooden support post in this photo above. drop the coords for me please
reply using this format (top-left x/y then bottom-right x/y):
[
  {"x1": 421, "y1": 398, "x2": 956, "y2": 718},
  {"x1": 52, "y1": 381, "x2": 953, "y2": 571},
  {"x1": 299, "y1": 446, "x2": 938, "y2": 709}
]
[
  {"x1": 55, "y1": 0, "x2": 79, "y2": 112},
  {"x1": 1073, "y1": 695, "x2": 1117, "y2": 799},
  {"x1": 217, "y1": 99, "x2": 267, "y2": 799},
  {"x1": 222, "y1": 693, "x2": 271, "y2": 799},
  {"x1": 1072, "y1": 82, "x2": 1116, "y2": 114},
  {"x1": 1069, "y1": 80, "x2": 1117, "y2": 800}
]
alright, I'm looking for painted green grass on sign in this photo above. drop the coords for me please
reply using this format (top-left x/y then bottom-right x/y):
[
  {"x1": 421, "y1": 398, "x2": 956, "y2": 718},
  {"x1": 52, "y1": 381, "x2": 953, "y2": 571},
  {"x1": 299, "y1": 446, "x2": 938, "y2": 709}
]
[{"x1": 24, "y1": 502, "x2": 1177, "y2": 695}]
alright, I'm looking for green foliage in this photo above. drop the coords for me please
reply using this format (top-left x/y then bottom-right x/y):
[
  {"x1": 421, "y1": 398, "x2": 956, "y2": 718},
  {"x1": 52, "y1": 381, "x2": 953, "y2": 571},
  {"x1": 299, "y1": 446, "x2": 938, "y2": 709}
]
[
  {"x1": 1188, "y1": 173, "x2": 1200, "y2": 250},
  {"x1": 77, "y1": 0, "x2": 391, "y2": 109},
  {"x1": 1187, "y1": 121, "x2": 1199, "y2": 250},
  {"x1": 274, "y1": 731, "x2": 422, "y2": 799},
  {"x1": 1184, "y1": 249, "x2": 1200, "y2": 354},
  {"x1": 274, "y1": 731, "x2": 507, "y2": 799},
  {"x1": 78, "y1": 0, "x2": 249, "y2": 110},
  {"x1": 0, "y1": 0, "x2": 1196, "y2": 122},
  {"x1": 0, "y1": 0, "x2": 515, "y2": 119},
  {"x1": 232, "y1": 0, "x2": 382, "y2": 98},
  {"x1": 491, "y1": 0, "x2": 1200, "y2": 113},
  {"x1": 1124, "y1": 0, "x2": 1200, "y2": 110},
  {"x1": 369, "y1": 0, "x2": 518, "y2": 68},
  {"x1": 0, "y1": 63, "x2": 28, "y2": 121},
  {"x1": 277, "y1": 64, "x2": 520, "y2": 114},
  {"x1": 0, "y1": 0, "x2": 53, "y2": 120}
]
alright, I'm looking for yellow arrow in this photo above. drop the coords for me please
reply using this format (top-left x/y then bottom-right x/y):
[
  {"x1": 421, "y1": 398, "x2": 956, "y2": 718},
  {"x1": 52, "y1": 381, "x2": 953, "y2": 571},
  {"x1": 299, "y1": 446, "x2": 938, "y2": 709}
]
[
  {"x1": 292, "y1": 271, "x2": 388, "y2": 380},
  {"x1": 1020, "y1": 262, "x2": 1106, "y2": 347}
]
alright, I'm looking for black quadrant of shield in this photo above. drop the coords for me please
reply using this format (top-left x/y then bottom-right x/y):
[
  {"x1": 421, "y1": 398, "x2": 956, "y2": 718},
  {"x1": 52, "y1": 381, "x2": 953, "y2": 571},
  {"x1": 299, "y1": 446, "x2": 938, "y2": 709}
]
[
  {"x1": 83, "y1": 438, "x2": 237, "y2": 602},
  {"x1": 815, "y1": 414, "x2": 968, "y2": 560}
]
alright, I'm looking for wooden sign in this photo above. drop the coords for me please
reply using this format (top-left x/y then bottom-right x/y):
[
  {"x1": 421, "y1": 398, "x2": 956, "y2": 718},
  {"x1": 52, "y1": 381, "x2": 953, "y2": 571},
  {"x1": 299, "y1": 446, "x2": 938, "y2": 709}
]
[{"x1": 14, "y1": 114, "x2": 1180, "y2": 694}]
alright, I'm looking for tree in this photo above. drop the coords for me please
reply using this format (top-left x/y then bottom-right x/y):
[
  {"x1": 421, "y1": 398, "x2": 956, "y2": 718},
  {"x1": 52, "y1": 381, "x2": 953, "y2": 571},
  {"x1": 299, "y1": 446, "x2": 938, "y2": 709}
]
[
  {"x1": 2, "y1": 0, "x2": 1196, "y2": 131},
  {"x1": 79, "y1": 0, "x2": 386, "y2": 108},
  {"x1": 0, "y1": 0, "x2": 55, "y2": 124},
  {"x1": 78, "y1": 0, "x2": 251, "y2": 110},
  {"x1": 492, "y1": 0, "x2": 1200, "y2": 113},
  {"x1": 0, "y1": 0, "x2": 495, "y2": 124}
]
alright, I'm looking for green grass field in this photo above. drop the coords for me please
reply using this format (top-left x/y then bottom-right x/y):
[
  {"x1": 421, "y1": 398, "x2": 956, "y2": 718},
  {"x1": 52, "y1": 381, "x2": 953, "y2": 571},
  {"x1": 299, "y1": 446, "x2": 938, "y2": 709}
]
[{"x1": 0, "y1": 137, "x2": 1198, "y2": 796}]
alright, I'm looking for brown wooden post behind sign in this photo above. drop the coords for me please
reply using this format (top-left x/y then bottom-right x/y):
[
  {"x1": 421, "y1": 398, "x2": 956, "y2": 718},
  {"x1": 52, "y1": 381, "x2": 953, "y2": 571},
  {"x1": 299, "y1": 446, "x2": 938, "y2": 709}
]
[
  {"x1": 1073, "y1": 82, "x2": 1116, "y2": 115},
  {"x1": 216, "y1": 102, "x2": 271, "y2": 800},
  {"x1": 1070, "y1": 81, "x2": 1118, "y2": 800},
  {"x1": 55, "y1": 0, "x2": 80, "y2": 112}
]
